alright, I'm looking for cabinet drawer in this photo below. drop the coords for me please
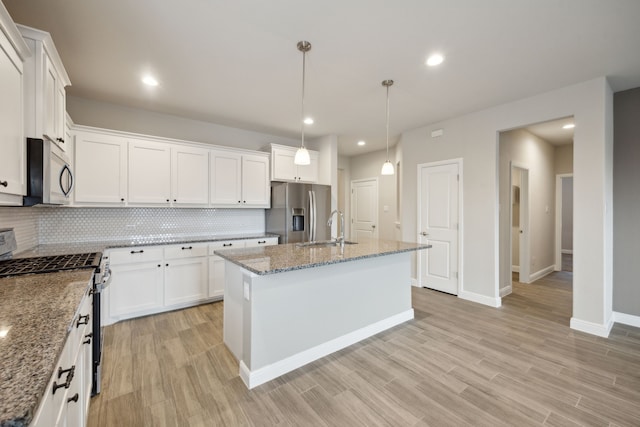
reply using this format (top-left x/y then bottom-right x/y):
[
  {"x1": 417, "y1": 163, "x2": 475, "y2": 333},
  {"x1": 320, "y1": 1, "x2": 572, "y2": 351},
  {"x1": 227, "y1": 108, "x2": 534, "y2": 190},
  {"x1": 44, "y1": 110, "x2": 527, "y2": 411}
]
[
  {"x1": 208, "y1": 240, "x2": 244, "y2": 255},
  {"x1": 164, "y1": 243, "x2": 208, "y2": 259},
  {"x1": 108, "y1": 247, "x2": 163, "y2": 265},
  {"x1": 243, "y1": 237, "x2": 278, "y2": 248}
]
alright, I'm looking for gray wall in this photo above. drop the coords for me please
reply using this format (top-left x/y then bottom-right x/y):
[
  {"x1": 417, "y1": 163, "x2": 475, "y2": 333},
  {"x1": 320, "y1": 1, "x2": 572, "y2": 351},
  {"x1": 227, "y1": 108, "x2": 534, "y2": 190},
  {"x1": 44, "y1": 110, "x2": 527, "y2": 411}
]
[{"x1": 613, "y1": 87, "x2": 640, "y2": 317}]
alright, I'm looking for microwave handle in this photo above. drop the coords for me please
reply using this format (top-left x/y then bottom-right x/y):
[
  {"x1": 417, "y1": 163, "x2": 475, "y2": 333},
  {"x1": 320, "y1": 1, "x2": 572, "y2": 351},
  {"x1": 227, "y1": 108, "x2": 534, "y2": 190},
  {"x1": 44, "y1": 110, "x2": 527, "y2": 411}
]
[{"x1": 60, "y1": 164, "x2": 74, "y2": 197}]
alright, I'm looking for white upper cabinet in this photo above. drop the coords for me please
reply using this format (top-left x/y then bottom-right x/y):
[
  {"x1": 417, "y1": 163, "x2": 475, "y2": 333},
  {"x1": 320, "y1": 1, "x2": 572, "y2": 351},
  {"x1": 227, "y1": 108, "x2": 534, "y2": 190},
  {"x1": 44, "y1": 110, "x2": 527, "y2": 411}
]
[
  {"x1": 171, "y1": 145, "x2": 209, "y2": 206},
  {"x1": 210, "y1": 150, "x2": 270, "y2": 208},
  {"x1": 270, "y1": 144, "x2": 319, "y2": 183},
  {"x1": 0, "y1": 6, "x2": 29, "y2": 204},
  {"x1": 74, "y1": 130, "x2": 127, "y2": 205},
  {"x1": 128, "y1": 139, "x2": 171, "y2": 205},
  {"x1": 18, "y1": 24, "x2": 70, "y2": 151}
]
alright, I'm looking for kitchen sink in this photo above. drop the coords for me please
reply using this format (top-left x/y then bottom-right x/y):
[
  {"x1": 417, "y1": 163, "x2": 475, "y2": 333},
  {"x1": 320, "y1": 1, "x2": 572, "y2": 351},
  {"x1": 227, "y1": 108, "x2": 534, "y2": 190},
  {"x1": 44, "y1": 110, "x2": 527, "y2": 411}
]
[{"x1": 295, "y1": 240, "x2": 358, "y2": 248}]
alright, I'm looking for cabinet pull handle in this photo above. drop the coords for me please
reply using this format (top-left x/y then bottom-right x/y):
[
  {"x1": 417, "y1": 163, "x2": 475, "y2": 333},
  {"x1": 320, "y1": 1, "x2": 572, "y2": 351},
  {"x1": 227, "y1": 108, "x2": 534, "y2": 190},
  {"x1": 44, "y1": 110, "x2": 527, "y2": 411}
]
[
  {"x1": 166, "y1": 199, "x2": 170, "y2": 202},
  {"x1": 181, "y1": 246, "x2": 193, "y2": 250},
  {"x1": 53, "y1": 365, "x2": 75, "y2": 394},
  {"x1": 83, "y1": 336, "x2": 92, "y2": 345},
  {"x1": 0, "y1": 181, "x2": 7, "y2": 187},
  {"x1": 131, "y1": 250, "x2": 144, "y2": 254},
  {"x1": 67, "y1": 393, "x2": 79, "y2": 403},
  {"x1": 223, "y1": 243, "x2": 233, "y2": 247},
  {"x1": 121, "y1": 198, "x2": 125, "y2": 202},
  {"x1": 56, "y1": 137, "x2": 65, "y2": 144},
  {"x1": 76, "y1": 314, "x2": 90, "y2": 327},
  {"x1": 258, "y1": 240, "x2": 266, "y2": 244},
  {"x1": 157, "y1": 264, "x2": 161, "y2": 267}
]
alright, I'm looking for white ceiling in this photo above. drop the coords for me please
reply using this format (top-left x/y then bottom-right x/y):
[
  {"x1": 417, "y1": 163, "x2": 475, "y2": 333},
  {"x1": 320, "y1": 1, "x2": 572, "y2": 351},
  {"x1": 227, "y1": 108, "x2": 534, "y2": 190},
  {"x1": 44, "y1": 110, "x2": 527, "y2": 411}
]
[
  {"x1": 524, "y1": 118, "x2": 574, "y2": 146},
  {"x1": 4, "y1": 0, "x2": 640, "y2": 156}
]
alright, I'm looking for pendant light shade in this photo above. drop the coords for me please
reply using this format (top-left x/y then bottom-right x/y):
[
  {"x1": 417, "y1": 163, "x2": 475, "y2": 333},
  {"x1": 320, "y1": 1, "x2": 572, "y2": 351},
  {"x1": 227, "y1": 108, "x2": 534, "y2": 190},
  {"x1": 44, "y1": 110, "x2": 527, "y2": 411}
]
[
  {"x1": 294, "y1": 41, "x2": 312, "y2": 165},
  {"x1": 381, "y1": 79, "x2": 395, "y2": 175}
]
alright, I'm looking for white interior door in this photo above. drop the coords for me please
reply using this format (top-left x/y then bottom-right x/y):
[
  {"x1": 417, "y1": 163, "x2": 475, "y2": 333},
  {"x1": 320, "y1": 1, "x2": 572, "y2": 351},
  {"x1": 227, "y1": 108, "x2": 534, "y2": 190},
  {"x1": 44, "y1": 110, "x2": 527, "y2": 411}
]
[
  {"x1": 418, "y1": 161, "x2": 460, "y2": 295},
  {"x1": 511, "y1": 164, "x2": 530, "y2": 283},
  {"x1": 351, "y1": 178, "x2": 378, "y2": 242}
]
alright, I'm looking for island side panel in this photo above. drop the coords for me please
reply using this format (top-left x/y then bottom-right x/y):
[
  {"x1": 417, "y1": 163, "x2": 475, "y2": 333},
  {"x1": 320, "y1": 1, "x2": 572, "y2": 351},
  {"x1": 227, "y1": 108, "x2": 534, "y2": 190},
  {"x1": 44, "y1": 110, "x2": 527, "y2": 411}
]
[
  {"x1": 243, "y1": 252, "x2": 412, "y2": 384},
  {"x1": 223, "y1": 261, "x2": 245, "y2": 360}
]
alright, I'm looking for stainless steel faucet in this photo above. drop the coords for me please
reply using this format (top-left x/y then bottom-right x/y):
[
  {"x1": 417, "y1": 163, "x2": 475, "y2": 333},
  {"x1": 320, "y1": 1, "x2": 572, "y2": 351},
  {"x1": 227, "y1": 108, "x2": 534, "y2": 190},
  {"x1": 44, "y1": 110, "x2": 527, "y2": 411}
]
[{"x1": 327, "y1": 210, "x2": 345, "y2": 244}]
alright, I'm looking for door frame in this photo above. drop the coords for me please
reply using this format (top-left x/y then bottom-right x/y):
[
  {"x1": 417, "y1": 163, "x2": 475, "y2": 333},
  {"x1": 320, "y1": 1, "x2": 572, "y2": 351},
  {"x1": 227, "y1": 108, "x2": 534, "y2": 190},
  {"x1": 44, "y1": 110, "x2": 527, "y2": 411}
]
[
  {"x1": 555, "y1": 173, "x2": 573, "y2": 270},
  {"x1": 350, "y1": 177, "x2": 379, "y2": 241},
  {"x1": 416, "y1": 158, "x2": 463, "y2": 294},
  {"x1": 510, "y1": 162, "x2": 531, "y2": 284}
]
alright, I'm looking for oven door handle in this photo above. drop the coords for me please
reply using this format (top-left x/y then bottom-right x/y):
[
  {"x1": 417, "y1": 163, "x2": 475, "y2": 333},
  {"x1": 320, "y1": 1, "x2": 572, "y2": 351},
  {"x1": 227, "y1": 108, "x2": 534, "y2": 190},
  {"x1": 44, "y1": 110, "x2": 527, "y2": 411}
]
[{"x1": 95, "y1": 267, "x2": 112, "y2": 292}]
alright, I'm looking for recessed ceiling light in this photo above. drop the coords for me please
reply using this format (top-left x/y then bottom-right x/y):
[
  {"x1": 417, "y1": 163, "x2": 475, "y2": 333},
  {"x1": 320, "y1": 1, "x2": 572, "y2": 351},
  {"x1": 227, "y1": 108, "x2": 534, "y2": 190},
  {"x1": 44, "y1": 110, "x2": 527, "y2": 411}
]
[
  {"x1": 304, "y1": 117, "x2": 314, "y2": 125},
  {"x1": 426, "y1": 54, "x2": 444, "y2": 67},
  {"x1": 562, "y1": 123, "x2": 575, "y2": 129},
  {"x1": 357, "y1": 140, "x2": 366, "y2": 146},
  {"x1": 142, "y1": 75, "x2": 159, "y2": 86}
]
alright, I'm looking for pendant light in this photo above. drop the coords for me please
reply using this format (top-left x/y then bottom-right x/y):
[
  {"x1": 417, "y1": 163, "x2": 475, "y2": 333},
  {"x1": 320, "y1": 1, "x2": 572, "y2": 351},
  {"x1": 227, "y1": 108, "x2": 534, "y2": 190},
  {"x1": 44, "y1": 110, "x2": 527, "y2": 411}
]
[
  {"x1": 294, "y1": 41, "x2": 312, "y2": 165},
  {"x1": 381, "y1": 79, "x2": 395, "y2": 175}
]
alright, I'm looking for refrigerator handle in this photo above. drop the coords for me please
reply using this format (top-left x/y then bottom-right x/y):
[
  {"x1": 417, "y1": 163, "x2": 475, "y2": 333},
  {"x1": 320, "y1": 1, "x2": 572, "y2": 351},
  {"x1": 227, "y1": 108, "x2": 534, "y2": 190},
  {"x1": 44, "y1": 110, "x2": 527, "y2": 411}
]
[{"x1": 309, "y1": 190, "x2": 316, "y2": 242}]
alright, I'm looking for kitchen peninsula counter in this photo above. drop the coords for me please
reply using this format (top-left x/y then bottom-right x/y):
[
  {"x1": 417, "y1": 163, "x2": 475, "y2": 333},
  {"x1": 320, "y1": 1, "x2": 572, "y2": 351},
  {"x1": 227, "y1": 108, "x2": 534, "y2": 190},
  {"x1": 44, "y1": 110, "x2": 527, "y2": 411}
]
[{"x1": 217, "y1": 238, "x2": 430, "y2": 389}]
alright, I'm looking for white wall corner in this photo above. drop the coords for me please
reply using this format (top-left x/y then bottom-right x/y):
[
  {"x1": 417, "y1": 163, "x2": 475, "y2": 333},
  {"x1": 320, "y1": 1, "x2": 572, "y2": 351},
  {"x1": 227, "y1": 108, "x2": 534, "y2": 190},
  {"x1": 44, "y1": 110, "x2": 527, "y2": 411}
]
[
  {"x1": 613, "y1": 312, "x2": 640, "y2": 329},
  {"x1": 570, "y1": 316, "x2": 614, "y2": 338},
  {"x1": 459, "y1": 290, "x2": 502, "y2": 308}
]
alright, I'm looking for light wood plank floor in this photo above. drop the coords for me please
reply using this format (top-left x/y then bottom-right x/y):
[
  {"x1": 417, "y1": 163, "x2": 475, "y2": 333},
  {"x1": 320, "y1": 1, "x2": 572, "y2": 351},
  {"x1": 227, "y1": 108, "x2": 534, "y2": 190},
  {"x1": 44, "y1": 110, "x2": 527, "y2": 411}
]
[{"x1": 89, "y1": 274, "x2": 640, "y2": 426}]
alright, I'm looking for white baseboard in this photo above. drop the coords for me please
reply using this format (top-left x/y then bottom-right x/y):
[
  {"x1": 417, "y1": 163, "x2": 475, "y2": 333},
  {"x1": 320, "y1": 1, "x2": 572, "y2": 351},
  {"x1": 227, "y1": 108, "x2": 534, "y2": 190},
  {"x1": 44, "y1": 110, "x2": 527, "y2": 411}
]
[
  {"x1": 613, "y1": 311, "x2": 640, "y2": 328},
  {"x1": 530, "y1": 265, "x2": 555, "y2": 282},
  {"x1": 499, "y1": 285, "x2": 512, "y2": 297},
  {"x1": 411, "y1": 278, "x2": 420, "y2": 287},
  {"x1": 570, "y1": 316, "x2": 614, "y2": 338},
  {"x1": 511, "y1": 265, "x2": 520, "y2": 273},
  {"x1": 239, "y1": 309, "x2": 415, "y2": 389},
  {"x1": 561, "y1": 249, "x2": 573, "y2": 254},
  {"x1": 459, "y1": 290, "x2": 501, "y2": 308}
]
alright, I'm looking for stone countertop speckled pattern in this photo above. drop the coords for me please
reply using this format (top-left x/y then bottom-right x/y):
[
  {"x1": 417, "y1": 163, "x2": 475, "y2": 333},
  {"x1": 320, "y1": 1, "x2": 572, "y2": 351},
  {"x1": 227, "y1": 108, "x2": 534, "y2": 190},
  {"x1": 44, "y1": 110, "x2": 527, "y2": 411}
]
[
  {"x1": 0, "y1": 270, "x2": 94, "y2": 427},
  {"x1": 15, "y1": 233, "x2": 279, "y2": 258},
  {"x1": 214, "y1": 239, "x2": 431, "y2": 275}
]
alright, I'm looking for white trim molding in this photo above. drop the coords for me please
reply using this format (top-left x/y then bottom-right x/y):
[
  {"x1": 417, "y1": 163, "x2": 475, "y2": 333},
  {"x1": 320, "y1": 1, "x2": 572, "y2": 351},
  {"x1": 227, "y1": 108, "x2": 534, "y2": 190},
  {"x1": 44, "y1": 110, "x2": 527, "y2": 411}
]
[
  {"x1": 570, "y1": 316, "x2": 614, "y2": 338},
  {"x1": 459, "y1": 290, "x2": 502, "y2": 308},
  {"x1": 613, "y1": 311, "x2": 640, "y2": 328},
  {"x1": 561, "y1": 249, "x2": 573, "y2": 254},
  {"x1": 529, "y1": 265, "x2": 555, "y2": 283},
  {"x1": 240, "y1": 309, "x2": 415, "y2": 389},
  {"x1": 499, "y1": 285, "x2": 513, "y2": 298}
]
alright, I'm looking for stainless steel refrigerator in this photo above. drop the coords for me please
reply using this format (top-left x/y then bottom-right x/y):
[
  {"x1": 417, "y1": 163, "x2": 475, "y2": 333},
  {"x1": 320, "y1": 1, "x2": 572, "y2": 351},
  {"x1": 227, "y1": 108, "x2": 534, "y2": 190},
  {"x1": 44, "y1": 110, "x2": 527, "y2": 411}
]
[{"x1": 266, "y1": 182, "x2": 332, "y2": 244}]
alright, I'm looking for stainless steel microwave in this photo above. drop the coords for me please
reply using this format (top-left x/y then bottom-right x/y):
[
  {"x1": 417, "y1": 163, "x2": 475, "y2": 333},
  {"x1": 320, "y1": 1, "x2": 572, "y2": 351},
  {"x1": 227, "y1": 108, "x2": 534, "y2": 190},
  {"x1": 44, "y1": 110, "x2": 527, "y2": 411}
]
[{"x1": 23, "y1": 138, "x2": 73, "y2": 206}]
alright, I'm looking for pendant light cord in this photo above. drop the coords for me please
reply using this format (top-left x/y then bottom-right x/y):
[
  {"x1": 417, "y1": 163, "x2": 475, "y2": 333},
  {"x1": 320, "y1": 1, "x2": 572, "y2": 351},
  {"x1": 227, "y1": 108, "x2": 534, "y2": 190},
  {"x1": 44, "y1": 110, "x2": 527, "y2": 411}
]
[
  {"x1": 385, "y1": 83, "x2": 390, "y2": 161},
  {"x1": 301, "y1": 48, "x2": 306, "y2": 150}
]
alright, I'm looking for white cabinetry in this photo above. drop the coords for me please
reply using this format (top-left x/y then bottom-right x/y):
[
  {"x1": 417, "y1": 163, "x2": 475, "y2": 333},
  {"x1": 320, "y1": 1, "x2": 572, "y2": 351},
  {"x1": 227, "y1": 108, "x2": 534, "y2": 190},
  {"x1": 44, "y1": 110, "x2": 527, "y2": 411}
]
[
  {"x1": 107, "y1": 247, "x2": 164, "y2": 322},
  {"x1": 30, "y1": 286, "x2": 93, "y2": 427},
  {"x1": 270, "y1": 144, "x2": 319, "y2": 183},
  {"x1": 171, "y1": 145, "x2": 209, "y2": 206},
  {"x1": 0, "y1": 6, "x2": 29, "y2": 204},
  {"x1": 210, "y1": 150, "x2": 270, "y2": 208},
  {"x1": 18, "y1": 25, "x2": 70, "y2": 150},
  {"x1": 128, "y1": 139, "x2": 171, "y2": 205},
  {"x1": 164, "y1": 243, "x2": 208, "y2": 305},
  {"x1": 74, "y1": 130, "x2": 127, "y2": 205}
]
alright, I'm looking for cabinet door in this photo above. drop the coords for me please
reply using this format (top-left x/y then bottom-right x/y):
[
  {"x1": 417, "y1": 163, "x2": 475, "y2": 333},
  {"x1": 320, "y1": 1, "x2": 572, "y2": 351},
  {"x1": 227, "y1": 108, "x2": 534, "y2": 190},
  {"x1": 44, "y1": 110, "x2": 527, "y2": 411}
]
[
  {"x1": 74, "y1": 132, "x2": 127, "y2": 204},
  {"x1": 164, "y1": 257, "x2": 208, "y2": 306},
  {"x1": 208, "y1": 256, "x2": 225, "y2": 299},
  {"x1": 109, "y1": 261, "x2": 164, "y2": 319},
  {"x1": 0, "y1": 29, "x2": 25, "y2": 199},
  {"x1": 54, "y1": 82, "x2": 67, "y2": 150},
  {"x1": 296, "y1": 150, "x2": 319, "y2": 183},
  {"x1": 171, "y1": 145, "x2": 209, "y2": 206},
  {"x1": 128, "y1": 139, "x2": 171, "y2": 205},
  {"x1": 271, "y1": 147, "x2": 297, "y2": 181},
  {"x1": 43, "y1": 55, "x2": 58, "y2": 143},
  {"x1": 210, "y1": 150, "x2": 242, "y2": 206},
  {"x1": 242, "y1": 154, "x2": 270, "y2": 207}
]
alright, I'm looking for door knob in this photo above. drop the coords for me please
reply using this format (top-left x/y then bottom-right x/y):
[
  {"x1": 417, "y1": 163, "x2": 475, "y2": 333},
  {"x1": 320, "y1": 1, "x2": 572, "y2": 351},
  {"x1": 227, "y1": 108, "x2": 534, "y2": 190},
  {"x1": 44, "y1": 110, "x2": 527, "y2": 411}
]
[
  {"x1": 420, "y1": 231, "x2": 429, "y2": 236},
  {"x1": 372, "y1": 225, "x2": 376, "y2": 229}
]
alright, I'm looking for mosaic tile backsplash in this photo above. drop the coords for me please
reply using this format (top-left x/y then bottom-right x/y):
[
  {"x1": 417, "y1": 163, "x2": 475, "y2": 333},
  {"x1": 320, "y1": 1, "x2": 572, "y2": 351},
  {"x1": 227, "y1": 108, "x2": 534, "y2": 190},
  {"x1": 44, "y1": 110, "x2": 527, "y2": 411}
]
[{"x1": 38, "y1": 207, "x2": 265, "y2": 244}]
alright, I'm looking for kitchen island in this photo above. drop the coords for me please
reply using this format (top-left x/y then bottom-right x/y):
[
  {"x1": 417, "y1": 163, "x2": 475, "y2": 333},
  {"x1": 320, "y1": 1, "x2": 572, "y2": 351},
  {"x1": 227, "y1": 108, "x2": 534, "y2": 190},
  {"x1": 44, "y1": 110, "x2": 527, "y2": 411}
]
[{"x1": 215, "y1": 238, "x2": 430, "y2": 389}]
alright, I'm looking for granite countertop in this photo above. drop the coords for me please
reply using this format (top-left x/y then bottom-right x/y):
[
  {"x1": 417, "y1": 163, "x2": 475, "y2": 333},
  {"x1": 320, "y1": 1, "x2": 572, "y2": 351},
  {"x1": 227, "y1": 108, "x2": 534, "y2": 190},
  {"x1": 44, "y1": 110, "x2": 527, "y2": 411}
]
[
  {"x1": 0, "y1": 269, "x2": 94, "y2": 426},
  {"x1": 214, "y1": 238, "x2": 431, "y2": 275},
  {"x1": 15, "y1": 233, "x2": 279, "y2": 258}
]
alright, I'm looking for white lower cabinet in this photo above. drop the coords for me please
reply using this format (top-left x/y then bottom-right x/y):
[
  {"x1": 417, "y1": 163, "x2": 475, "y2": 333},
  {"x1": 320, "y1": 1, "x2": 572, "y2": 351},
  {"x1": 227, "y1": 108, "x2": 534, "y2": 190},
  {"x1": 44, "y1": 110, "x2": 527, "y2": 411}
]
[
  {"x1": 164, "y1": 243, "x2": 208, "y2": 305},
  {"x1": 31, "y1": 287, "x2": 93, "y2": 427},
  {"x1": 105, "y1": 238, "x2": 277, "y2": 325}
]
